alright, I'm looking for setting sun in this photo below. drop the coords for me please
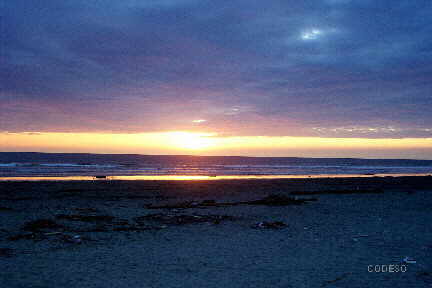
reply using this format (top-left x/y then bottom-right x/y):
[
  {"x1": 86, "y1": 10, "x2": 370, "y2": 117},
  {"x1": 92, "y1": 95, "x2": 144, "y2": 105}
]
[{"x1": 165, "y1": 132, "x2": 217, "y2": 150}]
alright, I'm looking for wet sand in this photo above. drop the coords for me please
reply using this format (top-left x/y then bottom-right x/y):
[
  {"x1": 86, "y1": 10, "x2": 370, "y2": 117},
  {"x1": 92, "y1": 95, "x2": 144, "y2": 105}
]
[{"x1": 1, "y1": 176, "x2": 432, "y2": 287}]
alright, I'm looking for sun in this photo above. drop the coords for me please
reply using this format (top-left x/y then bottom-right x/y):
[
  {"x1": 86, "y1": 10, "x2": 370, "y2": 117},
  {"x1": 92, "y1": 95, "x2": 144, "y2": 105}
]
[{"x1": 166, "y1": 132, "x2": 216, "y2": 150}]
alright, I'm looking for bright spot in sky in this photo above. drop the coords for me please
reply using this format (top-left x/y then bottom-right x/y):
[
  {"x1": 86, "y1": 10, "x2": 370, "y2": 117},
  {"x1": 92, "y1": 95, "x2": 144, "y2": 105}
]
[
  {"x1": 301, "y1": 29, "x2": 322, "y2": 40},
  {"x1": 166, "y1": 131, "x2": 216, "y2": 150},
  {"x1": 192, "y1": 119, "x2": 207, "y2": 123}
]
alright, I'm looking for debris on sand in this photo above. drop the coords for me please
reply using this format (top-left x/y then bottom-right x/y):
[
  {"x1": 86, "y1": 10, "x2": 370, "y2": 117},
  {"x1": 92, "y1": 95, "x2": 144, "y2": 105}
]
[
  {"x1": 145, "y1": 200, "x2": 226, "y2": 209},
  {"x1": 77, "y1": 225, "x2": 110, "y2": 233},
  {"x1": 111, "y1": 225, "x2": 153, "y2": 232},
  {"x1": 352, "y1": 234, "x2": 369, "y2": 241},
  {"x1": 8, "y1": 233, "x2": 44, "y2": 241},
  {"x1": 106, "y1": 222, "x2": 154, "y2": 232},
  {"x1": 61, "y1": 234, "x2": 82, "y2": 244},
  {"x1": 44, "y1": 231, "x2": 63, "y2": 236},
  {"x1": 9, "y1": 220, "x2": 64, "y2": 242},
  {"x1": 134, "y1": 213, "x2": 236, "y2": 227},
  {"x1": 245, "y1": 194, "x2": 316, "y2": 206},
  {"x1": 417, "y1": 271, "x2": 432, "y2": 284},
  {"x1": 0, "y1": 196, "x2": 34, "y2": 201},
  {"x1": 200, "y1": 199, "x2": 217, "y2": 206},
  {"x1": 252, "y1": 221, "x2": 287, "y2": 229},
  {"x1": 74, "y1": 219, "x2": 153, "y2": 233},
  {"x1": 321, "y1": 272, "x2": 352, "y2": 287},
  {"x1": 22, "y1": 219, "x2": 64, "y2": 232},
  {"x1": 291, "y1": 188, "x2": 383, "y2": 195},
  {"x1": 56, "y1": 214, "x2": 114, "y2": 223},
  {"x1": 145, "y1": 201, "x2": 195, "y2": 209},
  {"x1": 0, "y1": 248, "x2": 14, "y2": 257},
  {"x1": 54, "y1": 189, "x2": 85, "y2": 198},
  {"x1": 417, "y1": 271, "x2": 431, "y2": 277},
  {"x1": 74, "y1": 207, "x2": 99, "y2": 213},
  {"x1": 146, "y1": 195, "x2": 316, "y2": 209},
  {"x1": 0, "y1": 207, "x2": 14, "y2": 211}
]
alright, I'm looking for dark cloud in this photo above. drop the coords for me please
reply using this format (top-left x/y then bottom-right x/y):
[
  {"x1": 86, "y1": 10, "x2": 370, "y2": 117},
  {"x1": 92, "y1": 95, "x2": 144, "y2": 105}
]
[{"x1": 1, "y1": 0, "x2": 431, "y2": 137}]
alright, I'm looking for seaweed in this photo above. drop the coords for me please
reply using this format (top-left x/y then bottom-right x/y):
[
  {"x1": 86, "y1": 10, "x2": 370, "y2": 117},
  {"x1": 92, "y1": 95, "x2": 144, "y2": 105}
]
[
  {"x1": 0, "y1": 248, "x2": 14, "y2": 257},
  {"x1": 252, "y1": 221, "x2": 287, "y2": 229},
  {"x1": 146, "y1": 195, "x2": 316, "y2": 209},
  {"x1": 8, "y1": 233, "x2": 44, "y2": 241},
  {"x1": 112, "y1": 225, "x2": 153, "y2": 232},
  {"x1": 22, "y1": 219, "x2": 63, "y2": 232},
  {"x1": 73, "y1": 207, "x2": 99, "y2": 213},
  {"x1": 145, "y1": 200, "x2": 221, "y2": 209},
  {"x1": 321, "y1": 272, "x2": 352, "y2": 287},
  {"x1": 417, "y1": 270, "x2": 432, "y2": 284},
  {"x1": 56, "y1": 214, "x2": 114, "y2": 222},
  {"x1": 0, "y1": 207, "x2": 14, "y2": 211},
  {"x1": 134, "y1": 213, "x2": 235, "y2": 226},
  {"x1": 245, "y1": 194, "x2": 316, "y2": 206},
  {"x1": 290, "y1": 188, "x2": 384, "y2": 195}
]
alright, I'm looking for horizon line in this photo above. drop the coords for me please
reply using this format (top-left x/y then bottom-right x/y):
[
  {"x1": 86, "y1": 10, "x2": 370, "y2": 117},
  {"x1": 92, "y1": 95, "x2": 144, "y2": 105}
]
[{"x1": 1, "y1": 151, "x2": 432, "y2": 162}]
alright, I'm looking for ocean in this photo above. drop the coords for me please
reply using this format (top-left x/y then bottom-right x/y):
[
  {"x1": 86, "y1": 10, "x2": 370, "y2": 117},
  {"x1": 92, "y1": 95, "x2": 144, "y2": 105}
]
[{"x1": 1, "y1": 152, "x2": 432, "y2": 179}]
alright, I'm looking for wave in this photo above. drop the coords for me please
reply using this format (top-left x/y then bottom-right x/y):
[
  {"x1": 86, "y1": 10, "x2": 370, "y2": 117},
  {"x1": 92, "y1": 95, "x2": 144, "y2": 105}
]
[
  {"x1": 39, "y1": 163, "x2": 119, "y2": 168},
  {"x1": 1, "y1": 161, "x2": 432, "y2": 177},
  {"x1": 0, "y1": 162, "x2": 120, "y2": 169}
]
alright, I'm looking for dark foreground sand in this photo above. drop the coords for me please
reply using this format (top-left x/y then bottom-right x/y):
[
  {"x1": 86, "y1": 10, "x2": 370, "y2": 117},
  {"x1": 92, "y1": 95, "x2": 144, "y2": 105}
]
[{"x1": 1, "y1": 176, "x2": 432, "y2": 288}]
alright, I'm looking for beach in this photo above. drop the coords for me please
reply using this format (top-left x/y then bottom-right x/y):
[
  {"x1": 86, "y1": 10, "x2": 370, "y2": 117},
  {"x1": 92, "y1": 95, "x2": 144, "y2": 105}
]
[{"x1": 1, "y1": 176, "x2": 432, "y2": 287}]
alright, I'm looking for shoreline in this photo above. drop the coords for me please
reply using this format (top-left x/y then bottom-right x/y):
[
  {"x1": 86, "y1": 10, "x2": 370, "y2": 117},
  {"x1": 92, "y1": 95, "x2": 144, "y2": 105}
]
[{"x1": 0, "y1": 173, "x2": 431, "y2": 182}]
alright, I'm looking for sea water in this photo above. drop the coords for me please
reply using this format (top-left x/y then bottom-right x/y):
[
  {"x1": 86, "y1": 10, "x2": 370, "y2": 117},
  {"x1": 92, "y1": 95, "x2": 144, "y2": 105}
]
[{"x1": 1, "y1": 153, "x2": 431, "y2": 178}]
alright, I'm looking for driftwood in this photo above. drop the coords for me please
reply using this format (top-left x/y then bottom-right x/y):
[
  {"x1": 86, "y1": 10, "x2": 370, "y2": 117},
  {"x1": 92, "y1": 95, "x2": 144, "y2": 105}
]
[
  {"x1": 134, "y1": 213, "x2": 236, "y2": 226},
  {"x1": 0, "y1": 248, "x2": 14, "y2": 257},
  {"x1": 22, "y1": 219, "x2": 64, "y2": 232},
  {"x1": 146, "y1": 194, "x2": 317, "y2": 209},
  {"x1": 56, "y1": 214, "x2": 114, "y2": 222},
  {"x1": 252, "y1": 221, "x2": 287, "y2": 229},
  {"x1": 291, "y1": 188, "x2": 383, "y2": 195},
  {"x1": 321, "y1": 272, "x2": 352, "y2": 287},
  {"x1": 0, "y1": 207, "x2": 14, "y2": 211}
]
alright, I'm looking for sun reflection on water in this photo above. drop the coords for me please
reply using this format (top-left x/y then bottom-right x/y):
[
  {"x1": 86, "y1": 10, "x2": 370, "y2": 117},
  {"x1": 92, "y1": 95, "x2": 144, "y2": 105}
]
[{"x1": 0, "y1": 174, "x2": 430, "y2": 181}]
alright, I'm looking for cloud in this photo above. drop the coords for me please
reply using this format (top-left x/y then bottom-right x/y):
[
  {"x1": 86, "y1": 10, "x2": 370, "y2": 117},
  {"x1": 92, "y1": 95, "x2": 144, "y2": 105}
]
[{"x1": 1, "y1": 0, "x2": 432, "y2": 138}]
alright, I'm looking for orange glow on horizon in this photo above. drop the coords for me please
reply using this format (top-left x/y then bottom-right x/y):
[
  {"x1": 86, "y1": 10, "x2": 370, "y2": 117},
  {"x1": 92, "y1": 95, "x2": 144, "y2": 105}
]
[
  {"x1": 165, "y1": 131, "x2": 217, "y2": 150},
  {"x1": 1, "y1": 131, "x2": 432, "y2": 159},
  {"x1": 1, "y1": 173, "x2": 431, "y2": 181}
]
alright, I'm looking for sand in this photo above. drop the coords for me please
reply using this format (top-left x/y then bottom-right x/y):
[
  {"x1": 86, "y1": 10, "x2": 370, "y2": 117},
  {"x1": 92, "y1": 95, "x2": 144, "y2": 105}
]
[{"x1": 1, "y1": 176, "x2": 432, "y2": 287}]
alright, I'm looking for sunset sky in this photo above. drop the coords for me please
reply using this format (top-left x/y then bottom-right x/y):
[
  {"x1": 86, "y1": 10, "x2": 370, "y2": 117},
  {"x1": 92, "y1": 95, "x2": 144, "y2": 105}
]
[{"x1": 1, "y1": 1, "x2": 432, "y2": 158}]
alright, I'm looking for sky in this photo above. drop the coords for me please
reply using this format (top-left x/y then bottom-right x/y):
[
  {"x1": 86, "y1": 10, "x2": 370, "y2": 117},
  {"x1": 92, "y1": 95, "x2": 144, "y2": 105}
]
[{"x1": 1, "y1": 1, "x2": 432, "y2": 158}]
